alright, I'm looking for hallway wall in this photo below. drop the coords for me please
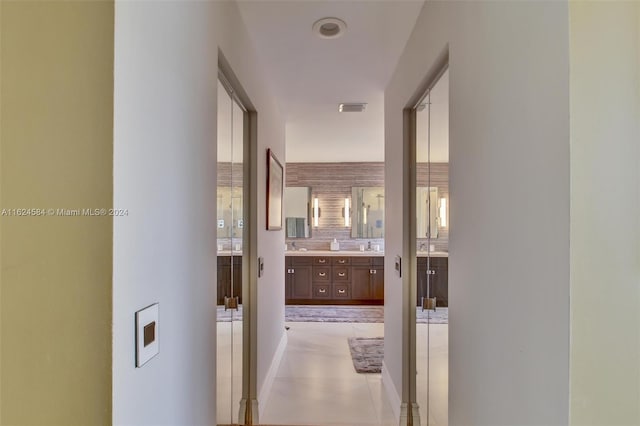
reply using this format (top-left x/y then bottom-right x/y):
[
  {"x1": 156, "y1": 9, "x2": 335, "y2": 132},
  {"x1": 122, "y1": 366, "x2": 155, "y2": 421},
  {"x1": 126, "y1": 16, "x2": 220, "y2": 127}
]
[
  {"x1": 113, "y1": 1, "x2": 285, "y2": 424},
  {"x1": 385, "y1": 1, "x2": 570, "y2": 424},
  {"x1": 0, "y1": 1, "x2": 114, "y2": 423},
  {"x1": 569, "y1": 3, "x2": 640, "y2": 425}
]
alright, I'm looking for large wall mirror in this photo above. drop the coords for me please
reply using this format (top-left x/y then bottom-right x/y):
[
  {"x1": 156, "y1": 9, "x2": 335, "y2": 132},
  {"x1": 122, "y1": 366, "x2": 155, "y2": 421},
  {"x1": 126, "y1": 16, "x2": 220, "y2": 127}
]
[
  {"x1": 284, "y1": 186, "x2": 311, "y2": 238},
  {"x1": 351, "y1": 187, "x2": 384, "y2": 238},
  {"x1": 217, "y1": 186, "x2": 243, "y2": 239},
  {"x1": 416, "y1": 186, "x2": 439, "y2": 239}
]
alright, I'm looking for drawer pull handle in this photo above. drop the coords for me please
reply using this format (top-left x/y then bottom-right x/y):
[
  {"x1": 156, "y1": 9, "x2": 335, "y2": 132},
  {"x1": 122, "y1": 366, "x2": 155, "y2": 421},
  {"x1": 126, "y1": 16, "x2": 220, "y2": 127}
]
[
  {"x1": 338, "y1": 289, "x2": 346, "y2": 294},
  {"x1": 370, "y1": 269, "x2": 377, "y2": 274},
  {"x1": 318, "y1": 288, "x2": 326, "y2": 294},
  {"x1": 338, "y1": 272, "x2": 346, "y2": 277},
  {"x1": 339, "y1": 259, "x2": 346, "y2": 264},
  {"x1": 318, "y1": 272, "x2": 326, "y2": 277},
  {"x1": 427, "y1": 270, "x2": 436, "y2": 275},
  {"x1": 288, "y1": 268, "x2": 295, "y2": 274},
  {"x1": 318, "y1": 259, "x2": 326, "y2": 263}
]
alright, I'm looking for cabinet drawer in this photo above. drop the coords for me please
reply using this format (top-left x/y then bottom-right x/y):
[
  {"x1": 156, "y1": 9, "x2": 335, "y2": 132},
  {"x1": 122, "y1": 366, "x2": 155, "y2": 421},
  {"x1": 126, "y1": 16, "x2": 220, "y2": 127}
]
[
  {"x1": 333, "y1": 284, "x2": 350, "y2": 299},
  {"x1": 332, "y1": 257, "x2": 351, "y2": 266},
  {"x1": 313, "y1": 284, "x2": 331, "y2": 298},
  {"x1": 314, "y1": 257, "x2": 330, "y2": 265},
  {"x1": 218, "y1": 256, "x2": 232, "y2": 266},
  {"x1": 313, "y1": 266, "x2": 331, "y2": 282},
  {"x1": 333, "y1": 267, "x2": 350, "y2": 281},
  {"x1": 372, "y1": 257, "x2": 384, "y2": 267},
  {"x1": 351, "y1": 257, "x2": 371, "y2": 266},
  {"x1": 290, "y1": 256, "x2": 313, "y2": 266}
]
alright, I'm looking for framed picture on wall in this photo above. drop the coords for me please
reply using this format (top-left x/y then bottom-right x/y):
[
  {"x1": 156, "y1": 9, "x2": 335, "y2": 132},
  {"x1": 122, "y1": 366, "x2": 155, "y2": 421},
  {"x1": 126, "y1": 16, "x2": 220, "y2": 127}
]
[{"x1": 266, "y1": 148, "x2": 283, "y2": 230}]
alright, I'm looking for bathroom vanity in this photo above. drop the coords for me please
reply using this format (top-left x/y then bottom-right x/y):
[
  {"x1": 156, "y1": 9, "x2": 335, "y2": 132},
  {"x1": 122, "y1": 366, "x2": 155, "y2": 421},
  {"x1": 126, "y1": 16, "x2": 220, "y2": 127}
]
[
  {"x1": 417, "y1": 254, "x2": 448, "y2": 307},
  {"x1": 285, "y1": 252, "x2": 384, "y2": 305}
]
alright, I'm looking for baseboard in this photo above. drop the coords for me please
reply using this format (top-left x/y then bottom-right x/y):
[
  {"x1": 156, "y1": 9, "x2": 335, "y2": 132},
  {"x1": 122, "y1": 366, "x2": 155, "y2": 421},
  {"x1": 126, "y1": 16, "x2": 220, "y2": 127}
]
[
  {"x1": 381, "y1": 361, "x2": 402, "y2": 423},
  {"x1": 257, "y1": 330, "x2": 288, "y2": 419}
]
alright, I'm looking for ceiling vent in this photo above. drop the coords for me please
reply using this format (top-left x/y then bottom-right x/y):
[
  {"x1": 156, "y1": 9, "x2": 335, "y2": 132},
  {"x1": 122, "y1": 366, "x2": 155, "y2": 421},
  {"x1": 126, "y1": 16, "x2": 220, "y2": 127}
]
[
  {"x1": 313, "y1": 17, "x2": 347, "y2": 39},
  {"x1": 338, "y1": 103, "x2": 367, "y2": 113}
]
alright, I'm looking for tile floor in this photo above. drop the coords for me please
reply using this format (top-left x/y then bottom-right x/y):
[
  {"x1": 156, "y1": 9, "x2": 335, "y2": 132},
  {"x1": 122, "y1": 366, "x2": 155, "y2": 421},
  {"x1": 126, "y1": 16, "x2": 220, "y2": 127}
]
[{"x1": 217, "y1": 319, "x2": 448, "y2": 426}]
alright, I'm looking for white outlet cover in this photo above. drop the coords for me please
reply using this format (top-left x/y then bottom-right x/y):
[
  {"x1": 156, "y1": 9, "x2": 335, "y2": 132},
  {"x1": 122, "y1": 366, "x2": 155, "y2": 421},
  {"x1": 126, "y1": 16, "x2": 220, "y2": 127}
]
[
  {"x1": 217, "y1": 219, "x2": 225, "y2": 229},
  {"x1": 135, "y1": 303, "x2": 159, "y2": 367}
]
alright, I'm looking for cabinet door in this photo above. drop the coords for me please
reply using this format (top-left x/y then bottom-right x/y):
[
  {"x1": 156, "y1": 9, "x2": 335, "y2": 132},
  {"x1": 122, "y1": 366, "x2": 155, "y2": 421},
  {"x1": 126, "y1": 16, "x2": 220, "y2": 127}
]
[
  {"x1": 351, "y1": 266, "x2": 372, "y2": 300},
  {"x1": 371, "y1": 267, "x2": 384, "y2": 300},
  {"x1": 431, "y1": 257, "x2": 448, "y2": 307},
  {"x1": 417, "y1": 257, "x2": 428, "y2": 306},
  {"x1": 232, "y1": 257, "x2": 242, "y2": 303},
  {"x1": 218, "y1": 256, "x2": 232, "y2": 305},
  {"x1": 285, "y1": 258, "x2": 292, "y2": 301},
  {"x1": 291, "y1": 264, "x2": 313, "y2": 299}
]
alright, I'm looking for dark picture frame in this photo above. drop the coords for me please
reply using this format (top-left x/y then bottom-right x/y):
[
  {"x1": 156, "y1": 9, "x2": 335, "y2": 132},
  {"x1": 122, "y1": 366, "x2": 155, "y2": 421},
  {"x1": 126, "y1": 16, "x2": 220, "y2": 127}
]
[{"x1": 266, "y1": 148, "x2": 284, "y2": 230}]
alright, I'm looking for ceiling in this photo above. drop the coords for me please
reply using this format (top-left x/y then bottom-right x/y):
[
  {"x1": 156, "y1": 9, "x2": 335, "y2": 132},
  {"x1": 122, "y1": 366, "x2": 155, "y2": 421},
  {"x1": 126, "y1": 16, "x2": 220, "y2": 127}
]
[{"x1": 237, "y1": 0, "x2": 425, "y2": 162}]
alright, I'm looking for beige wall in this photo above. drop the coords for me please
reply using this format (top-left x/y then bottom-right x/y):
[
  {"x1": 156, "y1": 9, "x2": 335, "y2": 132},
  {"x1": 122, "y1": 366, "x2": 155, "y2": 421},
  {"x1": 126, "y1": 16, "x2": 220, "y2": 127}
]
[
  {"x1": 0, "y1": 1, "x2": 114, "y2": 424},
  {"x1": 569, "y1": 2, "x2": 640, "y2": 425}
]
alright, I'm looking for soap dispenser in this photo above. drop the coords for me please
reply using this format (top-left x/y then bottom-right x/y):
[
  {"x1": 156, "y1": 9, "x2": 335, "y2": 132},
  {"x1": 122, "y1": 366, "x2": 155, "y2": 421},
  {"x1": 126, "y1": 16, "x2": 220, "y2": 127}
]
[{"x1": 330, "y1": 238, "x2": 340, "y2": 251}]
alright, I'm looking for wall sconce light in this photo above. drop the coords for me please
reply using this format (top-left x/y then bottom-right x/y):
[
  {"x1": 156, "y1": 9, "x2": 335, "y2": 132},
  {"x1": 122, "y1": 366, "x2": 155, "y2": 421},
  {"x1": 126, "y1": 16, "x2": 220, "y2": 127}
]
[
  {"x1": 439, "y1": 197, "x2": 447, "y2": 228},
  {"x1": 313, "y1": 197, "x2": 320, "y2": 227},
  {"x1": 342, "y1": 198, "x2": 351, "y2": 227},
  {"x1": 363, "y1": 204, "x2": 368, "y2": 225}
]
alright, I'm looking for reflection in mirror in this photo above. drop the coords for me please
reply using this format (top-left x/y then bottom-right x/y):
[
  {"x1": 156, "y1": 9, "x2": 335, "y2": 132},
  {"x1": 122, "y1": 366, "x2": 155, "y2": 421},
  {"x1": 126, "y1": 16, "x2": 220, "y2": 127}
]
[
  {"x1": 217, "y1": 186, "x2": 244, "y2": 239},
  {"x1": 284, "y1": 187, "x2": 311, "y2": 238},
  {"x1": 351, "y1": 187, "x2": 384, "y2": 238},
  {"x1": 416, "y1": 187, "x2": 438, "y2": 239},
  {"x1": 216, "y1": 75, "x2": 244, "y2": 426},
  {"x1": 415, "y1": 67, "x2": 449, "y2": 426}
]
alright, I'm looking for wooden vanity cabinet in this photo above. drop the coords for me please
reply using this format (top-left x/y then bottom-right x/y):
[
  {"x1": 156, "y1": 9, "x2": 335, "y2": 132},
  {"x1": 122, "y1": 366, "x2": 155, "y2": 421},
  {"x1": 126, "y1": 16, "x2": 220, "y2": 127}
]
[
  {"x1": 285, "y1": 255, "x2": 384, "y2": 305},
  {"x1": 217, "y1": 256, "x2": 242, "y2": 305},
  {"x1": 285, "y1": 256, "x2": 313, "y2": 301},
  {"x1": 351, "y1": 257, "x2": 384, "y2": 301},
  {"x1": 417, "y1": 256, "x2": 448, "y2": 307}
]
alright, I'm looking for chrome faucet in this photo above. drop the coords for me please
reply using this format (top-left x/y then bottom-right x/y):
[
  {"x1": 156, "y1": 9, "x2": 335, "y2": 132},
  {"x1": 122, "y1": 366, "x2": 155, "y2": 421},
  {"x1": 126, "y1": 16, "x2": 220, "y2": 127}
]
[
  {"x1": 292, "y1": 241, "x2": 296, "y2": 250},
  {"x1": 367, "y1": 241, "x2": 372, "y2": 251},
  {"x1": 420, "y1": 243, "x2": 426, "y2": 251}
]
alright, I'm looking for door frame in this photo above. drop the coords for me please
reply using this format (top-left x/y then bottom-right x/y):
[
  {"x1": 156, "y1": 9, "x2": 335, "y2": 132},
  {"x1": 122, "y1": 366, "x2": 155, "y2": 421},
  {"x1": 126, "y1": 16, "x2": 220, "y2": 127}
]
[
  {"x1": 402, "y1": 48, "x2": 449, "y2": 425},
  {"x1": 218, "y1": 50, "x2": 259, "y2": 425}
]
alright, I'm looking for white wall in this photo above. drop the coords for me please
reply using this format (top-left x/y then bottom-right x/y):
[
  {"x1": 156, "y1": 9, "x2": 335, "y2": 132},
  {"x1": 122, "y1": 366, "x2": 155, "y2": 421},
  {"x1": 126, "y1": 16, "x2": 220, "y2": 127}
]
[
  {"x1": 113, "y1": 1, "x2": 285, "y2": 424},
  {"x1": 214, "y1": 2, "x2": 287, "y2": 415},
  {"x1": 569, "y1": 3, "x2": 640, "y2": 425},
  {"x1": 385, "y1": 2, "x2": 570, "y2": 424}
]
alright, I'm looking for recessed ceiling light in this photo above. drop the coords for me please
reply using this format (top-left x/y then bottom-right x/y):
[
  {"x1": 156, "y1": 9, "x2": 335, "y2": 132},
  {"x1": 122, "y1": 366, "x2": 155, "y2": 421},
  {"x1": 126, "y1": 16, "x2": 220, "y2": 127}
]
[
  {"x1": 339, "y1": 103, "x2": 367, "y2": 113},
  {"x1": 313, "y1": 17, "x2": 347, "y2": 39}
]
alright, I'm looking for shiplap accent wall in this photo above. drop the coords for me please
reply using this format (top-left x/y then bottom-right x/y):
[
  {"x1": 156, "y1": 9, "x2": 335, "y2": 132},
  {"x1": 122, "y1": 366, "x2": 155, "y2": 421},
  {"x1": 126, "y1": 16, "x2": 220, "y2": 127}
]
[{"x1": 285, "y1": 162, "x2": 449, "y2": 251}]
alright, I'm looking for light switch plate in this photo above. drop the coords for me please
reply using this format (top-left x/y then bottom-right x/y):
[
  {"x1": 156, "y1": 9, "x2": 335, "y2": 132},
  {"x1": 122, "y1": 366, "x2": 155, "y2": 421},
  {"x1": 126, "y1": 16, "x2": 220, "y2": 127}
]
[
  {"x1": 217, "y1": 219, "x2": 225, "y2": 229},
  {"x1": 135, "y1": 303, "x2": 159, "y2": 367},
  {"x1": 395, "y1": 255, "x2": 402, "y2": 277}
]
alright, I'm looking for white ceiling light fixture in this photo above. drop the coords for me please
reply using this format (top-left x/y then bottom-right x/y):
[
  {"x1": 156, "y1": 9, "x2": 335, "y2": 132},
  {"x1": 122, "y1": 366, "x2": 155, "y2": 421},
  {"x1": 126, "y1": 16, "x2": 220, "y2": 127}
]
[
  {"x1": 313, "y1": 17, "x2": 347, "y2": 39},
  {"x1": 338, "y1": 103, "x2": 367, "y2": 113}
]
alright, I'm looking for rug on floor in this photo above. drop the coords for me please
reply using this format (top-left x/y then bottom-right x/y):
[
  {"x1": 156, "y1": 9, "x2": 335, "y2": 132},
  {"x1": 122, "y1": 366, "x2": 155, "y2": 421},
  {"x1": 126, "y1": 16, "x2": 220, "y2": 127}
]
[
  {"x1": 217, "y1": 305, "x2": 448, "y2": 324},
  {"x1": 348, "y1": 337, "x2": 384, "y2": 373},
  {"x1": 216, "y1": 305, "x2": 243, "y2": 322},
  {"x1": 285, "y1": 305, "x2": 448, "y2": 324},
  {"x1": 285, "y1": 305, "x2": 384, "y2": 323}
]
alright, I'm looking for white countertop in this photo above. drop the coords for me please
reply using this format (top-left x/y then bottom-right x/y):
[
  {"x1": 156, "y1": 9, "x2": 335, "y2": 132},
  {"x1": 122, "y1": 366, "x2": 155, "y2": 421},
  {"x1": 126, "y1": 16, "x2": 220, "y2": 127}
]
[
  {"x1": 285, "y1": 249, "x2": 384, "y2": 257},
  {"x1": 217, "y1": 250, "x2": 242, "y2": 256},
  {"x1": 283, "y1": 250, "x2": 448, "y2": 258},
  {"x1": 218, "y1": 250, "x2": 448, "y2": 257},
  {"x1": 417, "y1": 251, "x2": 448, "y2": 258}
]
